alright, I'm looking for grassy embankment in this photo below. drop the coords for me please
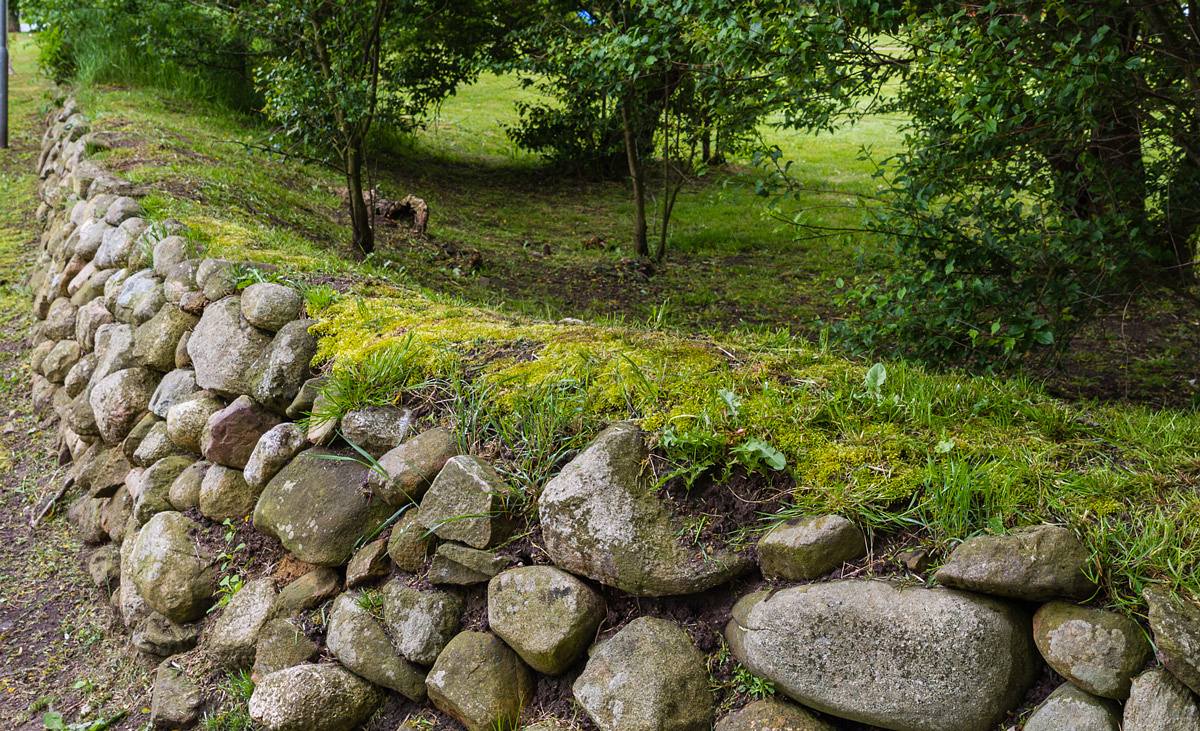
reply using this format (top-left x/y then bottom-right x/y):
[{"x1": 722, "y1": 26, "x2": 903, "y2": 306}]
[{"x1": 55, "y1": 64, "x2": 1200, "y2": 616}]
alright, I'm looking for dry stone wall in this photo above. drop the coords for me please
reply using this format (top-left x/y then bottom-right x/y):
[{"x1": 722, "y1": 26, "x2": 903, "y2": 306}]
[{"x1": 27, "y1": 100, "x2": 1200, "y2": 731}]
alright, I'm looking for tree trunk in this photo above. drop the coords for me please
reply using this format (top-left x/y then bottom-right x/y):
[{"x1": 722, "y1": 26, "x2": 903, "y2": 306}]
[
  {"x1": 621, "y1": 102, "x2": 649, "y2": 258},
  {"x1": 345, "y1": 142, "x2": 374, "y2": 258}
]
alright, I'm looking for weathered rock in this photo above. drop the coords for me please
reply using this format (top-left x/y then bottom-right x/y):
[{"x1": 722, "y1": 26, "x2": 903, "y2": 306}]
[
  {"x1": 131, "y1": 612, "x2": 200, "y2": 657},
  {"x1": 426, "y1": 631, "x2": 534, "y2": 731},
  {"x1": 248, "y1": 663, "x2": 384, "y2": 731},
  {"x1": 134, "y1": 456, "x2": 194, "y2": 524},
  {"x1": 169, "y1": 460, "x2": 209, "y2": 511},
  {"x1": 1024, "y1": 683, "x2": 1121, "y2": 731},
  {"x1": 306, "y1": 393, "x2": 337, "y2": 445},
  {"x1": 488, "y1": 566, "x2": 604, "y2": 675},
  {"x1": 382, "y1": 581, "x2": 464, "y2": 666},
  {"x1": 90, "y1": 367, "x2": 159, "y2": 443},
  {"x1": 370, "y1": 427, "x2": 458, "y2": 504},
  {"x1": 757, "y1": 515, "x2": 865, "y2": 581},
  {"x1": 95, "y1": 218, "x2": 146, "y2": 270},
  {"x1": 134, "y1": 305, "x2": 198, "y2": 372},
  {"x1": 253, "y1": 448, "x2": 390, "y2": 566},
  {"x1": 725, "y1": 580, "x2": 1038, "y2": 731},
  {"x1": 253, "y1": 618, "x2": 318, "y2": 681},
  {"x1": 326, "y1": 593, "x2": 426, "y2": 700},
  {"x1": 75, "y1": 298, "x2": 113, "y2": 350},
  {"x1": 113, "y1": 269, "x2": 164, "y2": 325},
  {"x1": 152, "y1": 236, "x2": 193, "y2": 277},
  {"x1": 574, "y1": 616, "x2": 713, "y2": 731},
  {"x1": 241, "y1": 282, "x2": 303, "y2": 332},
  {"x1": 133, "y1": 420, "x2": 188, "y2": 467},
  {"x1": 935, "y1": 524, "x2": 1096, "y2": 601},
  {"x1": 63, "y1": 353, "x2": 96, "y2": 397},
  {"x1": 340, "y1": 406, "x2": 413, "y2": 457},
  {"x1": 41, "y1": 340, "x2": 82, "y2": 383},
  {"x1": 429, "y1": 543, "x2": 509, "y2": 585},
  {"x1": 272, "y1": 566, "x2": 340, "y2": 618},
  {"x1": 199, "y1": 464, "x2": 258, "y2": 522},
  {"x1": 197, "y1": 259, "x2": 238, "y2": 301},
  {"x1": 244, "y1": 422, "x2": 306, "y2": 489},
  {"x1": 90, "y1": 322, "x2": 136, "y2": 385},
  {"x1": 79, "y1": 445, "x2": 131, "y2": 497},
  {"x1": 122, "y1": 411, "x2": 160, "y2": 462},
  {"x1": 1147, "y1": 587, "x2": 1200, "y2": 695},
  {"x1": 714, "y1": 698, "x2": 836, "y2": 731},
  {"x1": 174, "y1": 329, "x2": 192, "y2": 368},
  {"x1": 1033, "y1": 600, "x2": 1150, "y2": 699},
  {"x1": 346, "y1": 539, "x2": 391, "y2": 588},
  {"x1": 1124, "y1": 668, "x2": 1200, "y2": 730},
  {"x1": 148, "y1": 368, "x2": 198, "y2": 418},
  {"x1": 387, "y1": 510, "x2": 431, "y2": 572},
  {"x1": 150, "y1": 661, "x2": 203, "y2": 729},
  {"x1": 43, "y1": 298, "x2": 78, "y2": 340},
  {"x1": 207, "y1": 577, "x2": 277, "y2": 669},
  {"x1": 128, "y1": 511, "x2": 216, "y2": 622},
  {"x1": 202, "y1": 395, "x2": 282, "y2": 469},
  {"x1": 540, "y1": 423, "x2": 751, "y2": 596},
  {"x1": 164, "y1": 260, "x2": 200, "y2": 305},
  {"x1": 188, "y1": 297, "x2": 272, "y2": 396},
  {"x1": 165, "y1": 391, "x2": 224, "y2": 453},
  {"x1": 101, "y1": 485, "x2": 133, "y2": 543},
  {"x1": 87, "y1": 544, "x2": 121, "y2": 590},
  {"x1": 285, "y1": 376, "x2": 325, "y2": 419},
  {"x1": 248, "y1": 319, "x2": 317, "y2": 413},
  {"x1": 418, "y1": 456, "x2": 514, "y2": 549}
]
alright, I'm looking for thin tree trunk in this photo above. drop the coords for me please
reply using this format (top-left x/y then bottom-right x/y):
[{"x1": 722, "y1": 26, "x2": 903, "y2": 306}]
[
  {"x1": 621, "y1": 101, "x2": 649, "y2": 258},
  {"x1": 346, "y1": 142, "x2": 374, "y2": 258}
]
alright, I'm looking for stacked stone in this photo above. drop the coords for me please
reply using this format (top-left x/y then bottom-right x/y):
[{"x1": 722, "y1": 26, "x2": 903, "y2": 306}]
[{"x1": 29, "y1": 100, "x2": 1200, "y2": 731}]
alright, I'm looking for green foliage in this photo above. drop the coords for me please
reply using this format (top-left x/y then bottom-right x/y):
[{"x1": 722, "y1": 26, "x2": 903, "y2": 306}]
[
  {"x1": 799, "y1": 0, "x2": 1200, "y2": 363},
  {"x1": 356, "y1": 588, "x2": 385, "y2": 617},
  {"x1": 209, "y1": 519, "x2": 246, "y2": 613},
  {"x1": 23, "y1": 0, "x2": 253, "y2": 106},
  {"x1": 308, "y1": 333, "x2": 427, "y2": 427},
  {"x1": 234, "y1": 0, "x2": 514, "y2": 255},
  {"x1": 41, "y1": 711, "x2": 126, "y2": 731},
  {"x1": 201, "y1": 671, "x2": 255, "y2": 731},
  {"x1": 505, "y1": 0, "x2": 779, "y2": 259}
]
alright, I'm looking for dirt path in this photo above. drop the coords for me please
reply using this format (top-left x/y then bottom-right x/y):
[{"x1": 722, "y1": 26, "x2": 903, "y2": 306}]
[{"x1": 0, "y1": 36, "x2": 152, "y2": 730}]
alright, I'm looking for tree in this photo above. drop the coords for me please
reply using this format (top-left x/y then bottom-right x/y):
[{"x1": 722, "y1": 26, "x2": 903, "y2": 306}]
[
  {"x1": 762, "y1": 0, "x2": 1200, "y2": 362},
  {"x1": 509, "y1": 1, "x2": 776, "y2": 261},
  {"x1": 229, "y1": 0, "x2": 510, "y2": 258}
]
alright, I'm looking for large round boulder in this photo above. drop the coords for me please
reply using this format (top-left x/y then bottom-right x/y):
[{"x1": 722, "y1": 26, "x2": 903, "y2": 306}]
[{"x1": 725, "y1": 580, "x2": 1038, "y2": 731}]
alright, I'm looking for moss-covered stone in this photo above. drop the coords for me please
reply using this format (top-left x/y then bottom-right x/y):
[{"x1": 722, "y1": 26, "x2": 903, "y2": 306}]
[
  {"x1": 253, "y1": 448, "x2": 390, "y2": 566},
  {"x1": 756, "y1": 514, "x2": 865, "y2": 581},
  {"x1": 326, "y1": 593, "x2": 426, "y2": 701},
  {"x1": 540, "y1": 422, "x2": 751, "y2": 596},
  {"x1": 488, "y1": 566, "x2": 603, "y2": 675},
  {"x1": 1033, "y1": 601, "x2": 1150, "y2": 699},
  {"x1": 426, "y1": 631, "x2": 534, "y2": 731}
]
